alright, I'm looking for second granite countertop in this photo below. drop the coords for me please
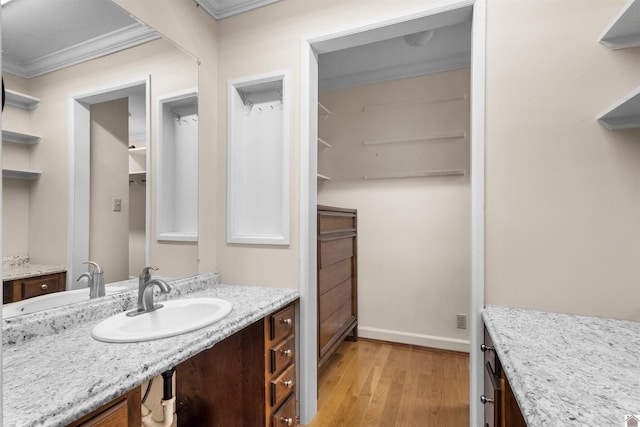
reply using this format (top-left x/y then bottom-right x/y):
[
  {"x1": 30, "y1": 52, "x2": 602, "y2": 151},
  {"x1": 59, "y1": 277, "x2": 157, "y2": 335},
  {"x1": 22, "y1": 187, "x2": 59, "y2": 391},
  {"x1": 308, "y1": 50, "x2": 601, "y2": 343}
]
[
  {"x1": 2, "y1": 276, "x2": 299, "y2": 427},
  {"x1": 483, "y1": 305, "x2": 640, "y2": 426}
]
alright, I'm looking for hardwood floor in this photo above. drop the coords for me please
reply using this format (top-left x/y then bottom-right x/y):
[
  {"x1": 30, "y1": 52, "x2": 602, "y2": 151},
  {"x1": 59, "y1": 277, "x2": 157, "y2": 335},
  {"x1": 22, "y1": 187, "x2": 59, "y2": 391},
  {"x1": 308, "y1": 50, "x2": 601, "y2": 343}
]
[{"x1": 305, "y1": 339, "x2": 470, "y2": 427}]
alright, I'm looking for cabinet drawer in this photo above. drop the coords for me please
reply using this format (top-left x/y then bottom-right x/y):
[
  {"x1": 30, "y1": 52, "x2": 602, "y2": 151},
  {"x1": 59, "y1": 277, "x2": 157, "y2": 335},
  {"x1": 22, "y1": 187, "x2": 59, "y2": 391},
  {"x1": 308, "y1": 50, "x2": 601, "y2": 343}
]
[
  {"x1": 270, "y1": 335, "x2": 295, "y2": 375},
  {"x1": 22, "y1": 274, "x2": 65, "y2": 299},
  {"x1": 482, "y1": 361, "x2": 501, "y2": 427},
  {"x1": 77, "y1": 400, "x2": 128, "y2": 427},
  {"x1": 318, "y1": 257, "x2": 352, "y2": 295},
  {"x1": 319, "y1": 277, "x2": 353, "y2": 323},
  {"x1": 269, "y1": 304, "x2": 295, "y2": 344},
  {"x1": 270, "y1": 363, "x2": 295, "y2": 408},
  {"x1": 319, "y1": 213, "x2": 355, "y2": 234},
  {"x1": 272, "y1": 395, "x2": 297, "y2": 427},
  {"x1": 319, "y1": 237, "x2": 354, "y2": 268}
]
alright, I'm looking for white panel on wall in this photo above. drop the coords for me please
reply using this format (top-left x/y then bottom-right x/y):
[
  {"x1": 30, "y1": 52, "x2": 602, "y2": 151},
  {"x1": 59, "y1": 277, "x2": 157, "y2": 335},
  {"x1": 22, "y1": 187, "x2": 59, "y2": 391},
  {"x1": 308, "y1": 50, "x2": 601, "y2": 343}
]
[
  {"x1": 157, "y1": 90, "x2": 199, "y2": 242},
  {"x1": 227, "y1": 72, "x2": 289, "y2": 245}
]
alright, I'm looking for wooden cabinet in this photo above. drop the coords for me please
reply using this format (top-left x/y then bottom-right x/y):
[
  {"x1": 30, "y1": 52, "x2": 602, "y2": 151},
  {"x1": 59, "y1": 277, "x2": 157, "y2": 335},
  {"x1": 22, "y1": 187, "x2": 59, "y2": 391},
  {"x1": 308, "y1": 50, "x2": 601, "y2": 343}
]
[
  {"x1": 176, "y1": 303, "x2": 297, "y2": 427},
  {"x1": 317, "y1": 206, "x2": 358, "y2": 371},
  {"x1": 482, "y1": 327, "x2": 526, "y2": 427},
  {"x1": 3, "y1": 271, "x2": 66, "y2": 303},
  {"x1": 66, "y1": 388, "x2": 141, "y2": 427}
]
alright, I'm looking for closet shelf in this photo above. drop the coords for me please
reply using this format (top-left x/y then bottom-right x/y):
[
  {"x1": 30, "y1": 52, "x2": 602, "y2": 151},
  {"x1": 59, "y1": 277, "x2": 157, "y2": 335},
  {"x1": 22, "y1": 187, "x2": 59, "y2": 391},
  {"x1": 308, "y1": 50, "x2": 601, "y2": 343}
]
[
  {"x1": 128, "y1": 147, "x2": 147, "y2": 154},
  {"x1": 317, "y1": 173, "x2": 331, "y2": 181},
  {"x1": 362, "y1": 132, "x2": 466, "y2": 146},
  {"x1": 318, "y1": 102, "x2": 331, "y2": 118},
  {"x1": 2, "y1": 130, "x2": 41, "y2": 145},
  {"x1": 2, "y1": 169, "x2": 42, "y2": 180},
  {"x1": 362, "y1": 94, "x2": 467, "y2": 113},
  {"x1": 318, "y1": 138, "x2": 331, "y2": 148},
  {"x1": 598, "y1": 85, "x2": 640, "y2": 130},
  {"x1": 363, "y1": 169, "x2": 465, "y2": 180},
  {"x1": 4, "y1": 90, "x2": 41, "y2": 110},
  {"x1": 600, "y1": 0, "x2": 640, "y2": 49}
]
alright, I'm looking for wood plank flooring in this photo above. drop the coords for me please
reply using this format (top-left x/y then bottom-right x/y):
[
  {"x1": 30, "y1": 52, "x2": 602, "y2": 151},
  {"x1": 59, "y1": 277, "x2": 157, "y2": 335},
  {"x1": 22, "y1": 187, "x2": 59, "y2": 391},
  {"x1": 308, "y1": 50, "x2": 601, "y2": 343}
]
[{"x1": 305, "y1": 339, "x2": 469, "y2": 427}]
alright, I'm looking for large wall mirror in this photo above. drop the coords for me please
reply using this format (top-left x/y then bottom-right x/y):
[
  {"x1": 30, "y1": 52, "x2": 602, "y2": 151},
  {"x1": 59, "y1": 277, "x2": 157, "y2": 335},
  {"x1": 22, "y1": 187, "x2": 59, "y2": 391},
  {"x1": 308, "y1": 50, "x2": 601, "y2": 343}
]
[{"x1": 1, "y1": 0, "x2": 200, "y2": 315}]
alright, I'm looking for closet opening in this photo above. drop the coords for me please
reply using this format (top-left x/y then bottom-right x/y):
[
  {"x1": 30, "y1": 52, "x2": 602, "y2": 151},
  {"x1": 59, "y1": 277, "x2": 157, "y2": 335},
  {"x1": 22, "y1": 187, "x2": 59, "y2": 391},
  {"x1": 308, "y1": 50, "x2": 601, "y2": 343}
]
[{"x1": 299, "y1": 1, "x2": 485, "y2": 425}]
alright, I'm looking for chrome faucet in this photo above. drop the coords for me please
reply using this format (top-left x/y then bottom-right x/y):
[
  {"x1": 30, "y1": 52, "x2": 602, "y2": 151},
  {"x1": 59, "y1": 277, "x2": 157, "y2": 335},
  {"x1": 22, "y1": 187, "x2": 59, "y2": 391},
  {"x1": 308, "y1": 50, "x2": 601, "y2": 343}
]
[
  {"x1": 127, "y1": 266, "x2": 171, "y2": 317},
  {"x1": 76, "y1": 261, "x2": 105, "y2": 299}
]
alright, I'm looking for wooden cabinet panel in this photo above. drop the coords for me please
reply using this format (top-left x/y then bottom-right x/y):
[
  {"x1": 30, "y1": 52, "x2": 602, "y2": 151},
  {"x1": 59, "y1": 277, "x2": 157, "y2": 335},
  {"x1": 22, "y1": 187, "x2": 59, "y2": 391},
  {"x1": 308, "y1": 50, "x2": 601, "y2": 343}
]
[
  {"x1": 271, "y1": 395, "x2": 297, "y2": 427},
  {"x1": 270, "y1": 335, "x2": 295, "y2": 375},
  {"x1": 319, "y1": 237, "x2": 354, "y2": 269},
  {"x1": 317, "y1": 206, "x2": 358, "y2": 373},
  {"x1": 67, "y1": 388, "x2": 140, "y2": 427},
  {"x1": 4, "y1": 271, "x2": 66, "y2": 303},
  {"x1": 318, "y1": 257, "x2": 352, "y2": 295}
]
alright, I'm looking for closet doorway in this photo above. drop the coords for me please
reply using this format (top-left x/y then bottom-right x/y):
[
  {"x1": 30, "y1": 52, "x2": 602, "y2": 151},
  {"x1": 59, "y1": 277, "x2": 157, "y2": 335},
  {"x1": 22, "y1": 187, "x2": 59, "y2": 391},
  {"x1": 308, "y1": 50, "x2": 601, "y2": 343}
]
[{"x1": 298, "y1": 1, "x2": 486, "y2": 425}]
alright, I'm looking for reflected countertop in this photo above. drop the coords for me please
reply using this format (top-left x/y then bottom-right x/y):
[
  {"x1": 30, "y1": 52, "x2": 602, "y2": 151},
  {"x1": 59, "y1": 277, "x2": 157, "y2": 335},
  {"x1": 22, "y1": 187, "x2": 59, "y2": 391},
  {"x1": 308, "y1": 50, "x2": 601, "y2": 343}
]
[
  {"x1": 2, "y1": 272, "x2": 300, "y2": 427},
  {"x1": 482, "y1": 305, "x2": 640, "y2": 426},
  {"x1": 2, "y1": 255, "x2": 66, "y2": 281}
]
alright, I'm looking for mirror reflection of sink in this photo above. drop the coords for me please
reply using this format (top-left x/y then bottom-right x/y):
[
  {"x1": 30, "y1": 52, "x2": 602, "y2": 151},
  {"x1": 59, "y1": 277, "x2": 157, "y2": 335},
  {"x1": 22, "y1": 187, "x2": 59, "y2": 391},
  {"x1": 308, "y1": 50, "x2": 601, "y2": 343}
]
[
  {"x1": 91, "y1": 297, "x2": 233, "y2": 343},
  {"x1": 2, "y1": 285, "x2": 130, "y2": 319}
]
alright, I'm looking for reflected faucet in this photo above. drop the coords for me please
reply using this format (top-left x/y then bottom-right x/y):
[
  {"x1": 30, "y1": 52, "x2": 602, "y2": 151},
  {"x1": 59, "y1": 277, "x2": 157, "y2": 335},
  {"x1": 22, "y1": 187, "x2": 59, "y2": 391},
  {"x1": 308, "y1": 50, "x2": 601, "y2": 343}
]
[
  {"x1": 76, "y1": 261, "x2": 105, "y2": 299},
  {"x1": 127, "y1": 266, "x2": 171, "y2": 317}
]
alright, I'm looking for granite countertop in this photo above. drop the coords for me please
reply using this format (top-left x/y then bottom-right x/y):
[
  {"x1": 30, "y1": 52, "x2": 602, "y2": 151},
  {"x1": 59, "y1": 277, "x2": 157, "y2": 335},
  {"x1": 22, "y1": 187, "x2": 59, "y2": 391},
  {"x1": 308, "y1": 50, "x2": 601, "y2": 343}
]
[
  {"x1": 482, "y1": 305, "x2": 640, "y2": 426},
  {"x1": 3, "y1": 262, "x2": 67, "y2": 281},
  {"x1": 2, "y1": 273, "x2": 299, "y2": 427}
]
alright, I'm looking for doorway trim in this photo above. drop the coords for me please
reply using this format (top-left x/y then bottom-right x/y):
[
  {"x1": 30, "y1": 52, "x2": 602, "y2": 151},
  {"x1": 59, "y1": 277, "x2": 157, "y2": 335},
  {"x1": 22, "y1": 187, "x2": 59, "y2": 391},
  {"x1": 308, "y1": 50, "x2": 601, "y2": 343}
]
[
  {"x1": 67, "y1": 76, "x2": 151, "y2": 289},
  {"x1": 298, "y1": 1, "x2": 485, "y2": 425}
]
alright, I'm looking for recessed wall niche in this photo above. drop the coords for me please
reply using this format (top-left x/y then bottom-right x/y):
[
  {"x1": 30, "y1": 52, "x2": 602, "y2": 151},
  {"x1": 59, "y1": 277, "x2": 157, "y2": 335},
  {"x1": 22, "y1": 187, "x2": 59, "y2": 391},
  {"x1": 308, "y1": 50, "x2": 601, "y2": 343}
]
[
  {"x1": 156, "y1": 90, "x2": 199, "y2": 242},
  {"x1": 227, "y1": 72, "x2": 289, "y2": 245}
]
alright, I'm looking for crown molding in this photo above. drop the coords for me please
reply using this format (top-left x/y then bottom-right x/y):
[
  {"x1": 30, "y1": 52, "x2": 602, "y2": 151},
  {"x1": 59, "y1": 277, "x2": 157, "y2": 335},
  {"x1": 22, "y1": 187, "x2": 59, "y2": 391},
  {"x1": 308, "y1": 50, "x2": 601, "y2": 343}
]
[
  {"x1": 3, "y1": 23, "x2": 159, "y2": 79},
  {"x1": 195, "y1": 0, "x2": 282, "y2": 20}
]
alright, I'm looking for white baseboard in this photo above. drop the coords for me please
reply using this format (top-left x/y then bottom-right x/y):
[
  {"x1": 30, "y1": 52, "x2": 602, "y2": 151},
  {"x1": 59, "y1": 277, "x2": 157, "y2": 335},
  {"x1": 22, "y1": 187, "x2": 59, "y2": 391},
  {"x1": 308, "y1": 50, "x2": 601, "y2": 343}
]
[{"x1": 358, "y1": 326, "x2": 470, "y2": 353}]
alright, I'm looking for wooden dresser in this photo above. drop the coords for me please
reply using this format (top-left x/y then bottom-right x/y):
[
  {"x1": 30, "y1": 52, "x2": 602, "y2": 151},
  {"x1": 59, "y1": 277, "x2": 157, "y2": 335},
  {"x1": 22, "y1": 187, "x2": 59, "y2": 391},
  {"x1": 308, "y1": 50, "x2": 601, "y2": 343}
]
[{"x1": 317, "y1": 205, "x2": 358, "y2": 371}]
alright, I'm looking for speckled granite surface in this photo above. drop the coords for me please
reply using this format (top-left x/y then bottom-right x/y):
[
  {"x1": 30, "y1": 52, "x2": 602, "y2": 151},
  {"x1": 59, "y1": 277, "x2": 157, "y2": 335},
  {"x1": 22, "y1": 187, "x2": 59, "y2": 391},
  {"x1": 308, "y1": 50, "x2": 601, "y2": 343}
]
[
  {"x1": 2, "y1": 254, "x2": 67, "y2": 281},
  {"x1": 483, "y1": 305, "x2": 640, "y2": 426},
  {"x1": 2, "y1": 272, "x2": 299, "y2": 427}
]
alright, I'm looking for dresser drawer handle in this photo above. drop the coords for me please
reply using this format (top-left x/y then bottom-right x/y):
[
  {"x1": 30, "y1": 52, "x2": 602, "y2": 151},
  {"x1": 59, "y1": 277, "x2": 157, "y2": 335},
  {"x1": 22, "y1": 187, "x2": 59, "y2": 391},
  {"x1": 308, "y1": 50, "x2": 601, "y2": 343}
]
[
  {"x1": 281, "y1": 380, "x2": 293, "y2": 388},
  {"x1": 480, "y1": 344, "x2": 494, "y2": 352},
  {"x1": 280, "y1": 318, "x2": 292, "y2": 326},
  {"x1": 480, "y1": 395, "x2": 494, "y2": 405},
  {"x1": 41, "y1": 284, "x2": 48, "y2": 291},
  {"x1": 280, "y1": 349, "x2": 292, "y2": 357},
  {"x1": 280, "y1": 418, "x2": 293, "y2": 426}
]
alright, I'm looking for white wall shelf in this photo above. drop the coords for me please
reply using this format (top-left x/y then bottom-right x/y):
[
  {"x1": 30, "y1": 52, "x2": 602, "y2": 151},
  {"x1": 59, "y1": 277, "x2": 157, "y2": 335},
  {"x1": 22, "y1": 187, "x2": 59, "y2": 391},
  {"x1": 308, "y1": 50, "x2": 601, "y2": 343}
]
[
  {"x1": 318, "y1": 102, "x2": 331, "y2": 119},
  {"x1": 363, "y1": 169, "x2": 465, "y2": 181},
  {"x1": 2, "y1": 129, "x2": 41, "y2": 144},
  {"x1": 362, "y1": 132, "x2": 466, "y2": 146},
  {"x1": 317, "y1": 173, "x2": 331, "y2": 181},
  {"x1": 318, "y1": 138, "x2": 331, "y2": 149},
  {"x1": 4, "y1": 89, "x2": 41, "y2": 110},
  {"x1": 598, "y1": 85, "x2": 640, "y2": 130},
  {"x1": 2, "y1": 169, "x2": 42, "y2": 180},
  {"x1": 128, "y1": 146, "x2": 147, "y2": 174},
  {"x1": 600, "y1": 0, "x2": 640, "y2": 49}
]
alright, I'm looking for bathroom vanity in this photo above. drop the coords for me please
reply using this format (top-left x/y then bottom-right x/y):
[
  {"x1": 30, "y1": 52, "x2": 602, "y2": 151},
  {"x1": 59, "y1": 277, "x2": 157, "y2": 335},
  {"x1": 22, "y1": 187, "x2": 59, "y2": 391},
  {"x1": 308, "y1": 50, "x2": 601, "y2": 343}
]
[
  {"x1": 2, "y1": 256, "x2": 67, "y2": 303},
  {"x1": 482, "y1": 305, "x2": 640, "y2": 426},
  {"x1": 2, "y1": 273, "x2": 300, "y2": 427}
]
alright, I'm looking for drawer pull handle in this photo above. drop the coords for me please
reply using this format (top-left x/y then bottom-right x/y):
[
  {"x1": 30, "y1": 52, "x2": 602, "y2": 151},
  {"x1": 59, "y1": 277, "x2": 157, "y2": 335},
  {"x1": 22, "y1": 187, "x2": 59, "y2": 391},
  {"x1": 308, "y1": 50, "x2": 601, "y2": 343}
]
[
  {"x1": 480, "y1": 395, "x2": 494, "y2": 405},
  {"x1": 280, "y1": 417, "x2": 293, "y2": 426},
  {"x1": 281, "y1": 380, "x2": 294, "y2": 388},
  {"x1": 480, "y1": 344, "x2": 494, "y2": 352},
  {"x1": 280, "y1": 318, "x2": 292, "y2": 326},
  {"x1": 41, "y1": 284, "x2": 48, "y2": 290},
  {"x1": 281, "y1": 349, "x2": 292, "y2": 357}
]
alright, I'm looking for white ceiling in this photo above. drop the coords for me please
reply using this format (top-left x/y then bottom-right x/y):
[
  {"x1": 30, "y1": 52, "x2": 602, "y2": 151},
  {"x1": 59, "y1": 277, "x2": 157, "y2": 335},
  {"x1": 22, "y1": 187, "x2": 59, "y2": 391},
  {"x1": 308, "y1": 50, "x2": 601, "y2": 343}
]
[{"x1": 1, "y1": 0, "x2": 158, "y2": 78}]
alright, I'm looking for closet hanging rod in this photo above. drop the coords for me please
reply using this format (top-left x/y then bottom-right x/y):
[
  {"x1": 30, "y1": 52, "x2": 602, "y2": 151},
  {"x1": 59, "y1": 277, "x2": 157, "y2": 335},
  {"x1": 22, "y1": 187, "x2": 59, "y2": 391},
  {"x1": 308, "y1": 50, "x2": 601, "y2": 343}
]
[
  {"x1": 362, "y1": 94, "x2": 467, "y2": 112},
  {"x1": 362, "y1": 132, "x2": 466, "y2": 146},
  {"x1": 363, "y1": 169, "x2": 465, "y2": 181}
]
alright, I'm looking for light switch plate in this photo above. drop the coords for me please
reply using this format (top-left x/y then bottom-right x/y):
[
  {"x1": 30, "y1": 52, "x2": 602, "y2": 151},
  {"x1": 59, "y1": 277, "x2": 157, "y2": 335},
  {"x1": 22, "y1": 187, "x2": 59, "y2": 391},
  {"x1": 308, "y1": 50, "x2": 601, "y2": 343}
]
[{"x1": 112, "y1": 198, "x2": 122, "y2": 212}]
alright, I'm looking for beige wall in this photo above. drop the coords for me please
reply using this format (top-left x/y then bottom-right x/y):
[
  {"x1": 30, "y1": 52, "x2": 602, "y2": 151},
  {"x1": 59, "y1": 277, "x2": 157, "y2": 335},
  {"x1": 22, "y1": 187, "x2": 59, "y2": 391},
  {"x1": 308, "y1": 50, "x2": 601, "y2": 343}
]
[
  {"x1": 318, "y1": 70, "x2": 471, "y2": 348},
  {"x1": 89, "y1": 99, "x2": 130, "y2": 283},
  {"x1": 484, "y1": 0, "x2": 640, "y2": 320}
]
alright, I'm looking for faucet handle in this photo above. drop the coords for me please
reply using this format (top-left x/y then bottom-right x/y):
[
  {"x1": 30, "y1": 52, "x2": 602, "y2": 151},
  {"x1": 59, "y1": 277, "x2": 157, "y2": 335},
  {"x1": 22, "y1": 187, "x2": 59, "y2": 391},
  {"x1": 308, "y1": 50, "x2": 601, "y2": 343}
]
[{"x1": 140, "y1": 266, "x2": 159, "y2": 281}]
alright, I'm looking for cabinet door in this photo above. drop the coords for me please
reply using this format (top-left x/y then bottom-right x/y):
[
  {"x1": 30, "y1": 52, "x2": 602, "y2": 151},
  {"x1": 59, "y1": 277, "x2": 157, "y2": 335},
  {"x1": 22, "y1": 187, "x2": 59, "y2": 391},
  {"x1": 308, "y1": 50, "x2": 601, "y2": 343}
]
[{"x1": 67, "y1": 388, "x2": 140, "y2": 427}]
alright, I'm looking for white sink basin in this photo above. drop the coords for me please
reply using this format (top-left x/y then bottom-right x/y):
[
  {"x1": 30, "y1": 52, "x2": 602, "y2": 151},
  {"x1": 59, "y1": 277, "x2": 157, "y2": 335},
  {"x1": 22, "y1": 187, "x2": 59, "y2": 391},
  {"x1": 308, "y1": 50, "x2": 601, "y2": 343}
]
[
  {"x1": 91, "y1": 297, "x2": 232, "y2": 343},
  {"x1": 2, "y1": 285, "x2": 129, "y2": 318}
]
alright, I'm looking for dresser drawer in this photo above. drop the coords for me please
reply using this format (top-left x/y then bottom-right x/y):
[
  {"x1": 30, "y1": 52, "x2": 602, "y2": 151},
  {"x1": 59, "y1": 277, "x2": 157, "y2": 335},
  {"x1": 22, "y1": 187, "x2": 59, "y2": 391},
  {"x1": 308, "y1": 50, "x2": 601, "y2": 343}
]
[
  {"x1": 269, "y1": 305, "x2": 295, "y2": 344},
  {"x1": 272, "y1": 395, "x2": 297, "y2": 427},
  {"x1": 270, "y1": 363, "x2": 295, "y2": 408},
  {"x1": 270, "y1": 335, "x2": 295, "y2": 375},
  {"x1": 318, "y1": 212, "x2": 355, "y2": 234},
  {"x1": 318, "y1": 237, "x2": 354, "y2": 268},
  {"x1": 22, "y1": 274, "x2": 65, "y2": 299}
]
